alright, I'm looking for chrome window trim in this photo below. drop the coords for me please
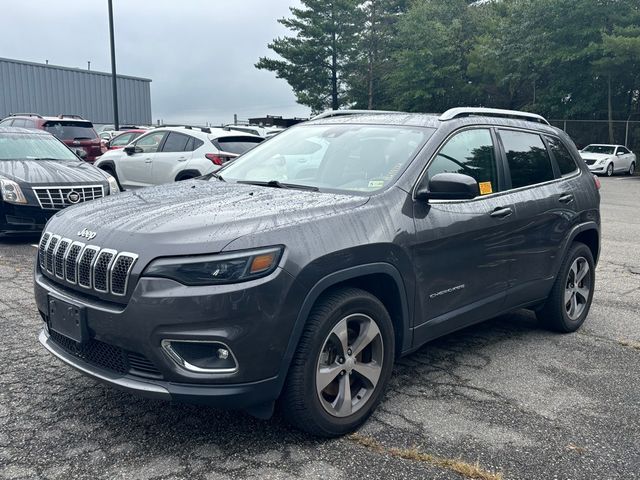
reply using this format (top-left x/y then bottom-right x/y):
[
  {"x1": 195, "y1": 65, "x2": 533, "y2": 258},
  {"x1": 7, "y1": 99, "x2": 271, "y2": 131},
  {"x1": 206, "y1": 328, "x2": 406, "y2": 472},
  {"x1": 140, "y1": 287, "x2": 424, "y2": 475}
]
[
  {"x1": 160, "y1": 339, "x2": 239, "y2": 374},
  {"x1": 77, "y1": 245, "x2": 100, "y2": 289},
  {"x1": 93, "y1": 248, "x2": 118, "y2": 293},
  {"x1": 110, "y1": 252, "x2": 138, "y2": 297},
  {"x1": 411, "y1": 124, "x2": 583, "y2": 204}
]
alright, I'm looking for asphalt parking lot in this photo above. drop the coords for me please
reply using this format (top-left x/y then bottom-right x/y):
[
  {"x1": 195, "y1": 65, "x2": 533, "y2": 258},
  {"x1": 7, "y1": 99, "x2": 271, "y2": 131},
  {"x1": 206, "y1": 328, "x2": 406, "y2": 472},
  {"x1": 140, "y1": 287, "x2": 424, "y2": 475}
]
[{"x1": 1, "y1": 176, "x2": 639, "y2": 480}]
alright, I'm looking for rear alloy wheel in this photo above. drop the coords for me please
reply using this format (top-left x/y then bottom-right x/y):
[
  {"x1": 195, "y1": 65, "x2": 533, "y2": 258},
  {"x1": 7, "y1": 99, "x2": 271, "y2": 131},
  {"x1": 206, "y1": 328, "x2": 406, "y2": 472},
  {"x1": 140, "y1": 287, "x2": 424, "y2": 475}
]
[
  {"x1": 606, "y1": 163, "x2": 614, "y2": 176},
  {"x1": 628, "y1": 162, "x2": 636, "y2": 176},
  {"x1": 280, "y1": 288, "x2": 394, "y2": 437},
  {"x1": 537, "y1": 242, "x2": 595, "y2": 333}
]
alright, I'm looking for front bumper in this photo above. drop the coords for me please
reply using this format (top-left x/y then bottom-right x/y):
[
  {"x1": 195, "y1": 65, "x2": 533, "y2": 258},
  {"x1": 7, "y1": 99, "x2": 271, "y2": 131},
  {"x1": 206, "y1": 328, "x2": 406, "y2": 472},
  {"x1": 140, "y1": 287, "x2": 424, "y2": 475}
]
[
  {"x1": 0, "y1": 203, "x2": 54, "y2": 234},
  {"x1": 35, "y1": 264, "x2": 307, "y2": 409},
  {"x1": 39, "y1": 329, "x2": 281, "y2": 409},
  {"x1": 587, "y1": 164, "x2": 607, "y2": 174}
]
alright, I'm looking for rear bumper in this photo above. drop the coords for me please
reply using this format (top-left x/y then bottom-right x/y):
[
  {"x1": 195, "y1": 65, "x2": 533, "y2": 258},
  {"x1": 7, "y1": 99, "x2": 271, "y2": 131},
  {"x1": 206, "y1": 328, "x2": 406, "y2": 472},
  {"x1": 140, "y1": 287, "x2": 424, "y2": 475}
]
[{"x1": 39, "y1": 328, "x2": 281, "y2": 409}]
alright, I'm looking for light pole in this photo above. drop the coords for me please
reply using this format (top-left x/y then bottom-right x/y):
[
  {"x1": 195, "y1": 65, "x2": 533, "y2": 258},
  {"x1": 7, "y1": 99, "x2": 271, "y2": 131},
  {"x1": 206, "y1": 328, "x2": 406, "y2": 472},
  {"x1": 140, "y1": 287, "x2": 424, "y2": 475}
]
[{"x1": 108, "y1": 0, "x2": 119, "y2": 130}]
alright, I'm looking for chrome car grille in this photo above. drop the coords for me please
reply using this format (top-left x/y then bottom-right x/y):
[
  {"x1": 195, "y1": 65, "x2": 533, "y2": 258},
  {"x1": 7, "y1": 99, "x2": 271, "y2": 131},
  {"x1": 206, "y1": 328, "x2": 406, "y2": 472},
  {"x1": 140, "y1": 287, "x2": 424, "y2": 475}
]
[
  {"x1": 584, "y1": 159, "x2": 596, "y2": 166},
  {"x1": 39, "y1": 232, "x2": 138, "y2": 297},
  {"x1": 32, "y1": 185, "x2": 104, "y2": 210}
]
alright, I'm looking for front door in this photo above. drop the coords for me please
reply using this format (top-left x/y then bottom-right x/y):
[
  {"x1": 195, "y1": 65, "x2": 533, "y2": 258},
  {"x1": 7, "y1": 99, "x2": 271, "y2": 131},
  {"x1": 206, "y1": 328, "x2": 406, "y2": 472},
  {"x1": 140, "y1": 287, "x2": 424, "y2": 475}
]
[
  {"x1": 118, "y1": 130, "x2": 166, "y2": 189},
  {"x1": 411, "y1": 128, "x2": 517, "y2": 343},
  {"x1": 153, "y1": 131, "x2": 194, "y2": 185}
]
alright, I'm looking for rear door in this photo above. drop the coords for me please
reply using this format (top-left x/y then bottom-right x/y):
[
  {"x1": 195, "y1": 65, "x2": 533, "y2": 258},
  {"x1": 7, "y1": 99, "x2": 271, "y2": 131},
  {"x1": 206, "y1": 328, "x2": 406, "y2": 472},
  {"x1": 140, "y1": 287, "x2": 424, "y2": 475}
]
[
  {"x1": 496, "y1": 128, "x2": 578, "y2": 308},
  {"x1": 118, "y1": 130, "x2": 166, "y2": 188},
  {"x1": 153, "y1": 132, "x2": 193, "y2": 184}
]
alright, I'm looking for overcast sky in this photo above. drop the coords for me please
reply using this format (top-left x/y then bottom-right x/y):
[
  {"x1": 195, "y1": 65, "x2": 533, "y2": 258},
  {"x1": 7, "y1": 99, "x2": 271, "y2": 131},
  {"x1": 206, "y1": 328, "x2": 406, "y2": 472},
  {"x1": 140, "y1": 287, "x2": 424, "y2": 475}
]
[{"x1": 0, "y1": 0, "x2": 309, "y2": 125}]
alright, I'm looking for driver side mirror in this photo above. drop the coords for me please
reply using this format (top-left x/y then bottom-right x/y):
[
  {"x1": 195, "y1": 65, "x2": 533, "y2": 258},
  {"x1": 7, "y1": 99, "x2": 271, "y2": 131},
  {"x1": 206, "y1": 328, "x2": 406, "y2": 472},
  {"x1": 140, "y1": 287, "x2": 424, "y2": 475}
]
[
  {"x1": 616, "y1": 151, "x2": 625, "y2": 156},
  {"x1": 124, "y1": 145, "x2": 143, "y2": 155},
  {"x1": 415, "y1": 173, "x2": 480, "y2": 201}
]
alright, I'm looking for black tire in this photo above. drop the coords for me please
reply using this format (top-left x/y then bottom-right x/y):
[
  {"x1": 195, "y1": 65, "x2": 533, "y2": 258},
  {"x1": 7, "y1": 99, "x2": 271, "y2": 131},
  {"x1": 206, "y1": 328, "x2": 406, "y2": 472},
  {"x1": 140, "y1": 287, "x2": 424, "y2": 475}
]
[
  {"x1": 537, "y1": 242, "x2": 595, "y2": 333},
  {"x1": 280, "y1": 287, "x2": 395, "y2": 437},
  {"x1": 100, "y1": 166, "x2": 122, "y2": 190},
  {"x1": 606, "y1": 163, "x2": 614, "y2": 176},
  {"x1": 628, "y1": 162, "x2": 635, "y2": 176}
]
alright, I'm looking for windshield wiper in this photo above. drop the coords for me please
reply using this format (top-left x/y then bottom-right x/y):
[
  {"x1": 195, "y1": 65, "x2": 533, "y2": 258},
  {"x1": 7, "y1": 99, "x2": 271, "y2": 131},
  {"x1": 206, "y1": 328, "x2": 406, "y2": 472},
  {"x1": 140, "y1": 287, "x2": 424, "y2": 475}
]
[
  {"x1": 237, "y1": 180, "x2": 319, "y2": 191},
  {"x1": 210, "y1": 172, "x2": 225, "y2": 182}
]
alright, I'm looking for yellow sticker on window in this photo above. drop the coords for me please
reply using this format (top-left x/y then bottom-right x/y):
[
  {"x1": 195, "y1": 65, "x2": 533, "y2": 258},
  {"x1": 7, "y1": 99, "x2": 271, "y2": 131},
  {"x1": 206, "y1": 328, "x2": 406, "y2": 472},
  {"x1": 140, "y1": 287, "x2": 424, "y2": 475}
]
[
  {"x1": 368, "y1": 180, "x2": 385, "y2": 188},
  {"x1": 479, "y1": 181, "x2": 493, "y2": 195}
]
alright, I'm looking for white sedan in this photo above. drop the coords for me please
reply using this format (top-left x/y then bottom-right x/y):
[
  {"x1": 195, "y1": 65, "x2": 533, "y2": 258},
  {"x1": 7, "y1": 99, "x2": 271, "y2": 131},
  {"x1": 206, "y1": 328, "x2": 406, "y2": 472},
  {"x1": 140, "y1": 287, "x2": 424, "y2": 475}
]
[
  {"x1": 94, "y1": 126, "x2": 262, "y2": 190},
  {"x1": 580, "y1": 144, "x2": 636, "y2": 176}
]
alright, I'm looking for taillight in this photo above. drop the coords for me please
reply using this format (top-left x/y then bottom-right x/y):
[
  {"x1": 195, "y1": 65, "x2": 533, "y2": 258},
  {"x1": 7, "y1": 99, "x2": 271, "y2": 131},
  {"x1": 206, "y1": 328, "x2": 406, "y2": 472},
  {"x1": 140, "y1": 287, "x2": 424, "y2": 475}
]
[
  {"x1": 205, "y1": 153, "x2": 232, "y2": 166},
  {"x1": 593, "y1": 175, "x2": 601, "y2": 190}
]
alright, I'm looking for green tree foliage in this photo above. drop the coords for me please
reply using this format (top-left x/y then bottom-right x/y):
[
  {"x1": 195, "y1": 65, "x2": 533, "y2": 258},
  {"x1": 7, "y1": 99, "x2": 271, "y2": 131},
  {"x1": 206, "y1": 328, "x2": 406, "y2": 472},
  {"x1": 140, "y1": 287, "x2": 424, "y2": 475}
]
[
  {"x1": 256, "y1": 0, "x2": 361, "y2": 112},
  {"x1": 258, "y1": 0, "x2": 640, "y2": 121}
]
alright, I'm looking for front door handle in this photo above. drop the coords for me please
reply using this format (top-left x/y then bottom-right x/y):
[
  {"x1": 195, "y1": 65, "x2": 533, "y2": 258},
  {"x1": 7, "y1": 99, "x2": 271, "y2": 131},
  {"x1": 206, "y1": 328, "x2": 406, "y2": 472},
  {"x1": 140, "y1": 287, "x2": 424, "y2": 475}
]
[
  {"x1": 177, "y1": 157, "x2": 187, "y2": 162},
  {"x1": 490, "y1": 206, "x2": 513, "y2": 218},
  {"x1": 558, "y1": 193, "x2": 574, "y2": 204},
  {"x1": 144, "y1": 158, "x2": 152, "y2": 164}
]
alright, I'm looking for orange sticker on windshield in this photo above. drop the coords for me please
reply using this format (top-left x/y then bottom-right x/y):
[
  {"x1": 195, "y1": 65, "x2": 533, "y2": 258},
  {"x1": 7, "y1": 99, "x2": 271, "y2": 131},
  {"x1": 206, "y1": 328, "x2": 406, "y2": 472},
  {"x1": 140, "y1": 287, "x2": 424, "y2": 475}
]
[{"x1": 479, "y1": 181, "x2": 493, "y2": 195}]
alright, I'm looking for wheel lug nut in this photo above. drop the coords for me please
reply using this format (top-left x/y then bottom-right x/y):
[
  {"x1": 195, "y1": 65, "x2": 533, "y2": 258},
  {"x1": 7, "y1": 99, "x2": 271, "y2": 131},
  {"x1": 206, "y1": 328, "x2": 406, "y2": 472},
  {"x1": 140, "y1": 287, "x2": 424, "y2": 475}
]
[
  {"x1": 338, "y1": 357, "x2": 344, "y2": 364},
  {"x1": 347, "y1": 349, "x2": 352, "y2": 356},
  {"x1": 340, "y1": 370, "x2": 346, "y2": 376}
]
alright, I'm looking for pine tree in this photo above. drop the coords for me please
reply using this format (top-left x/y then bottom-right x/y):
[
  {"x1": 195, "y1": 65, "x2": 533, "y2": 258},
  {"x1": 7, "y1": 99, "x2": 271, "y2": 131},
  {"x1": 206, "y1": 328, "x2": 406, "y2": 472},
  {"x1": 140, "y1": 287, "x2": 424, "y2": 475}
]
[{"x1": 256, "y1": 0, "x2": 361, "y2": 113}]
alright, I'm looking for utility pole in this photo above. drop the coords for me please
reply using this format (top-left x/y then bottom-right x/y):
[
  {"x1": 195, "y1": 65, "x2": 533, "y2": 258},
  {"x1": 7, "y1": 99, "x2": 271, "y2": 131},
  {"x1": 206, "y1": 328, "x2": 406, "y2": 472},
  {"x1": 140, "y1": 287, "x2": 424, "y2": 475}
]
[{"x1": 108, "y1": 0, "x2": 120, "y2": 130}]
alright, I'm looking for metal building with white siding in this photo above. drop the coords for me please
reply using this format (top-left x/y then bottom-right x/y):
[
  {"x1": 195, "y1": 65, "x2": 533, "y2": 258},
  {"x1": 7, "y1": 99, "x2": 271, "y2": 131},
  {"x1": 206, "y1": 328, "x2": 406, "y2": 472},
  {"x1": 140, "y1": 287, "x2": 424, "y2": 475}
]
[{"x1": 0, "y1": 57, "x2": 152, "y2": 125}]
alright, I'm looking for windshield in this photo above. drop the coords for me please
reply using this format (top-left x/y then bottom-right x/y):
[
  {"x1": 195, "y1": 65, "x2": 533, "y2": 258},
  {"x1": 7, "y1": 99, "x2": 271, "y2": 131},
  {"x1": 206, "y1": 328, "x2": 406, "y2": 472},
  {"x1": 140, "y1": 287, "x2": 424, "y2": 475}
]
[
  {"x1": 0, "y1": 132, "x2": 79, "y2": 161},
  {"x1": 582, "y1": 145, "x2": 615, "y2": 155},
  {"x1": 218, "y1": 124, "x2": 433, "y2": 193},
  {"x1": 43, "y1": 121, "x2": 97, "y2": 141}
]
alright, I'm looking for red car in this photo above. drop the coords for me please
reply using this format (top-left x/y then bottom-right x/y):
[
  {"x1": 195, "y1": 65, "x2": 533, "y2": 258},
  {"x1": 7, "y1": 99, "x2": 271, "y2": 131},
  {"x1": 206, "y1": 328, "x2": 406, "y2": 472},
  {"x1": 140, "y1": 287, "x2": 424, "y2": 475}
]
[
  {"x1": 104, "y1": 129, "x2": 146, "y2": 150},
  {"x1": 0, "y1": 113, "x2": 104, "y2": 162}
]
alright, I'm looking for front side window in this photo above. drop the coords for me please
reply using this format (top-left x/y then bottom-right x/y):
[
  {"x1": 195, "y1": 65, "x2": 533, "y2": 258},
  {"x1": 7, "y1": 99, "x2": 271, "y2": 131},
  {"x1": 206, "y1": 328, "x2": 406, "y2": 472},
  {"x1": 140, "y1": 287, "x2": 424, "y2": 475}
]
[
  {"x1": 618, "y1": 146, "x2": 630, "y2": 155},
  {"x1": 500, "y1": 130, "x2": 554, "y2": 188},
  {"x1": 0, "y1": 132, "x2": 78, "y2": 161},
  {"x1": 219, "y1": 124, "x2": 433, "y2": 193},
  {"x1": 425, "y1": 128, "x2": 498, "y2": 195},
  {"x1": 546, "y1": 136, "x2": 578, "y2": 176},
  {"x1": 135, "y1": 131, "x2": 166, "y2": 153}
]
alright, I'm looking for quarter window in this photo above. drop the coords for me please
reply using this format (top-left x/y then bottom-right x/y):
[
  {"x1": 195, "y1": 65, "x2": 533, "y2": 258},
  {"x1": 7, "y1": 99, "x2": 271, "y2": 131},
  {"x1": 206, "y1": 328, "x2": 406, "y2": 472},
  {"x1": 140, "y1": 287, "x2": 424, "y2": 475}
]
[
  {"x1": 426, "y1": 128, "x2": 498, "y2": 194},
  {"x1": 500, "y1": 130, "x2": 554, "y2": 188},
  {"x1": 546, "y1": 136, "x2": 578, "y2": 176}
]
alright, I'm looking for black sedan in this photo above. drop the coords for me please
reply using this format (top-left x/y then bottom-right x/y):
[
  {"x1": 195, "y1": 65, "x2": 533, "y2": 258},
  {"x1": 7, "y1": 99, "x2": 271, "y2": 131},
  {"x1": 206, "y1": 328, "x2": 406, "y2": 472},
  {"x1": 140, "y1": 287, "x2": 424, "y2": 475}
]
[{"x1": 0, "y1": 126, "x2": 119, "y2": 234}]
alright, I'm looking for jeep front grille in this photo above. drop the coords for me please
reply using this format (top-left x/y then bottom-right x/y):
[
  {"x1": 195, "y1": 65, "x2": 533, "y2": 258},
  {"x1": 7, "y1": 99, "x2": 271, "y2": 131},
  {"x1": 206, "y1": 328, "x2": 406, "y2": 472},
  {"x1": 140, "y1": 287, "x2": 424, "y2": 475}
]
[
  {"x1": 39, "y1": 231, "x2": 138, "y2": 297},
  {"x1": 32, "y1": 185, "x2": 104, "y2": 210}
]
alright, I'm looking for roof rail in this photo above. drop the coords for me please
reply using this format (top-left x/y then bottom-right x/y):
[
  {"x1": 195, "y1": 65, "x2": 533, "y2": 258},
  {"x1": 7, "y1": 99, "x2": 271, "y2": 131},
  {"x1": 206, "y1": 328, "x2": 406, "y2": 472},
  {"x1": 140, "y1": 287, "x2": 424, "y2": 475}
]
[
  {"x1": 58, "y1": 114, "x2": 86, "y2": 120},
  {"x1": 311, "y1": 109, "x2": 402, "y2": 120},
  {"x1": 439, "y1": 107, "x2": 550, "y2": 125},
  {"x1": 9, "y1": 113, "x2": 44, "y2": 118}
]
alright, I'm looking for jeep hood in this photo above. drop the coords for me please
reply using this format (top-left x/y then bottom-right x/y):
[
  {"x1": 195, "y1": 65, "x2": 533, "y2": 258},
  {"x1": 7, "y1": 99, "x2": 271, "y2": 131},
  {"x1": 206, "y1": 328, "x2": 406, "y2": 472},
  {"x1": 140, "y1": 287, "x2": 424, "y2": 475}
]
[{"x1": 47, "y1": 179, "x2": 368, "y2": 255}]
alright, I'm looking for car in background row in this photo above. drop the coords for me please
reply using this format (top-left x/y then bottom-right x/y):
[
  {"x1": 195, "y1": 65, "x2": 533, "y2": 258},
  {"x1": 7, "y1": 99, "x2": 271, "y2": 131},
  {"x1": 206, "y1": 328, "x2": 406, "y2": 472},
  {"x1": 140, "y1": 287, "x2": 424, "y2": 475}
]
[
  {"x1": 0, "y1": 114, "x2": 104, "y2": 163},
  {"x1": 94, "y1": 126, "x2": 262, "y2": 190},
  {"x1": 0, "y1": 127, "x2": 119, "y2": 234},
  {"x1": 101, "y1": 130, "x2": 146, "y2": 150},
  {"x1": 224, "y1": 124, "x2": 284, "y2": 137},
  {"x1": 580, "y1": 144, "x2": 636, "y2": 176}
]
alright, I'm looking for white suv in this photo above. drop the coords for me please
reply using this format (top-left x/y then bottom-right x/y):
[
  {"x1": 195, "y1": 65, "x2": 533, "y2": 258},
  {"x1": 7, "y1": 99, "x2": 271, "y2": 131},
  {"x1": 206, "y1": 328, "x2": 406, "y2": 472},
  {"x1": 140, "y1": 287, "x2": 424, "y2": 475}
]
[{"x1": 94, "y1": 126, "x2": 262, "y2": 190}]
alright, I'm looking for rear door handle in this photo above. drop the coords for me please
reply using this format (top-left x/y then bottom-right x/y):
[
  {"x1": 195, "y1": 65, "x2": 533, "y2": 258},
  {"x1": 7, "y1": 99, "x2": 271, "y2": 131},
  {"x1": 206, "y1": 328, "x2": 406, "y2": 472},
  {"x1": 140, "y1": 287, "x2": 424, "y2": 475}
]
[
  {"x1": 177, "y1": 157, "x2": 187, "y2": 162},
  {"x1": 558, "y1": 193, "x2": 574, "y2": 204},
  {"x1": 490, "y1": 207, "x2": 513, "y2": 218}
]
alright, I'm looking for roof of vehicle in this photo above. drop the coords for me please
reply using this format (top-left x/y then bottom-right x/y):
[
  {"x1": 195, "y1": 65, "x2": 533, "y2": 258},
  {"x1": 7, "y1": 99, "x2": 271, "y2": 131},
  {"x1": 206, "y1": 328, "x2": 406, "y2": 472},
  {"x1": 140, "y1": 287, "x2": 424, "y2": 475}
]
[
  {"x1": 6, "y1": 113, "x2": 92, "y2": 123},
  {"x1": 0, "y1": 126, "x2": 50, "y2": 135},
  {"x1": 152, "y1": 126, "x2": 262, "y2": 140},
  {"x1": 584, "y1": 144, "x2": 623, "y2": 148}
]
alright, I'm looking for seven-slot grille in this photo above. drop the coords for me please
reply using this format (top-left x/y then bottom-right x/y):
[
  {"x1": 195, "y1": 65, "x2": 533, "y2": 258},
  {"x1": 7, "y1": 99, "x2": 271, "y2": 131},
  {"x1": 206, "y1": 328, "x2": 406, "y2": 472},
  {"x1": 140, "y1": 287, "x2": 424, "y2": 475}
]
[
  {"x1": 39, "y1": 231, "x2": 138, "y2": 297},
  {"x1": 32, "y1": 185, "x2": 104, "y2": 210}
]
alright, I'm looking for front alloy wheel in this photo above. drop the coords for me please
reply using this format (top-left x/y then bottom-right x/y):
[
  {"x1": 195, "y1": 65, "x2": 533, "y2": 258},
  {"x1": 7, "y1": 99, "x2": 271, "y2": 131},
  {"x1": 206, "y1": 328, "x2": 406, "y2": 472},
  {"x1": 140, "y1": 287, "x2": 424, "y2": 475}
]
[
  {"x1": 316, "y1": 314, "x2": 384, "y2": 418},
  {"x1": 606, "y1": 163, "x2": 614, "y2": 176},
  {"x1": 281, "y1": 287, "x2": 394, "y2": 437},
  {"x1": 629, "y1": 162, "x2": 635, "y2": 176}
]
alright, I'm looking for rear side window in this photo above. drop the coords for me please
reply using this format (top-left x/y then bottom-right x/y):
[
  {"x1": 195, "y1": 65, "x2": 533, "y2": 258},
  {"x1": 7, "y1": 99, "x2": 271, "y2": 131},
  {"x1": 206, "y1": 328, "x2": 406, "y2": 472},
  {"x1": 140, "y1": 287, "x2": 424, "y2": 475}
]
[
  {"x1": 499, "y1": 130, "x2": 554, "y2": 189},
  {"x1": 426, "y1": 128, "x2": 498, "y2": 194},
  {"x1": 215, "y1": 136, "x2": 263, "y2": 155},
  {"x1": 43, "y1": 121, "x2": 97, "y2": 141},
  {"x1": 185, "y1": 137, "x2": 204, "y2": 152},
  {"x1": 546, "y1": 136, "x2": 578, "y2": 176},
  {"x1": 161, "y1": 132, "x2": 190, "y2": 152},
  {"x1": 0, "y1": 119, "x2": 13, "y2": 126}
]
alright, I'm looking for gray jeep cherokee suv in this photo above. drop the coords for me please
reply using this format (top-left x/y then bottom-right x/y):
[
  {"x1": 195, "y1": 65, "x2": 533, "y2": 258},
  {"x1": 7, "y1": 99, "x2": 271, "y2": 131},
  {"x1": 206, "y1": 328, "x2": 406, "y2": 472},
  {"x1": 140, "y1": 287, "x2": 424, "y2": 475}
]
[{"x1": 34, "y1": 108, "x2": 600, "y2": 437}]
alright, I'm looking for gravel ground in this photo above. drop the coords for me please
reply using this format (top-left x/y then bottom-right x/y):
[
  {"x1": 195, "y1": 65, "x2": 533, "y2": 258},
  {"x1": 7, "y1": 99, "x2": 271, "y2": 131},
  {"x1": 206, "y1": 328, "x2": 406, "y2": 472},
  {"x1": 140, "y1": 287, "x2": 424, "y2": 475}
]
[{"x1": 0, "y1": 176, "x2": 638, "y2": 480}]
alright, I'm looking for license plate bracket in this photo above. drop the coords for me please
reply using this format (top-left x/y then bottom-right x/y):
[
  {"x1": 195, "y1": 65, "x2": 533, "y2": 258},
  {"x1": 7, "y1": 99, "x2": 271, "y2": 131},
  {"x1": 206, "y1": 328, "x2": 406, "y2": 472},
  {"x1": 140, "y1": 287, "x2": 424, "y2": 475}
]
[{"x1": 48, "y1": 296, "x2": 87, "y2": 343}]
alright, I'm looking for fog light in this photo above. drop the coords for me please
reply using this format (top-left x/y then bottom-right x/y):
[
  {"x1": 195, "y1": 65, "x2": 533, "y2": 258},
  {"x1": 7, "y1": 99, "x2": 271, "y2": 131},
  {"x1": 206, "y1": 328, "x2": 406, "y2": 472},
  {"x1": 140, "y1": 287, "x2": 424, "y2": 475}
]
[{"x1": 161, "y1": 339, "x2": 238, "y2": 373}]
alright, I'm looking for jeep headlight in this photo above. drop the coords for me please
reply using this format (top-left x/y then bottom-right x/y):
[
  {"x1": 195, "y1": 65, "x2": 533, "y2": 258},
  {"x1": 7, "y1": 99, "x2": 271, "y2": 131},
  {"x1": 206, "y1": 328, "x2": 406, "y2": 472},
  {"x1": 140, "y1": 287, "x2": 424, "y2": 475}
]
[
  {"x1": 143, "y1": 247, "x2": 283, "y2": 286},
  {"x1": 0, "y1": 177, "x2": 27, "y2": 204},
  {"x1": 105, "y1": 174, "x2": 120, "y2": 194}
]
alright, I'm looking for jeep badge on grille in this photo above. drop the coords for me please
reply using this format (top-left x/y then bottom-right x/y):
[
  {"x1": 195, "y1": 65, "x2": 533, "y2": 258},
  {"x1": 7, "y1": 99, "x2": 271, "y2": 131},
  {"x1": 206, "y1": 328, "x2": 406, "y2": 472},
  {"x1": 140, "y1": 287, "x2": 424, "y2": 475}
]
[{"x1": 77, "y1": 228, "x2": 97, "y2": 240}]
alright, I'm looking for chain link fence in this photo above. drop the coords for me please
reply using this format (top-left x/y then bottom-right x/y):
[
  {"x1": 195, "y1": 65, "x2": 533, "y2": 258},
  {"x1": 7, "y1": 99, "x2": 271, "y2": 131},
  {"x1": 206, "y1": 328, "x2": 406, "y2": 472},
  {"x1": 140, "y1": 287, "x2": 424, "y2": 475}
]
[{"x1": 549, "y1": 119, "x2": 640, "y2": 153}]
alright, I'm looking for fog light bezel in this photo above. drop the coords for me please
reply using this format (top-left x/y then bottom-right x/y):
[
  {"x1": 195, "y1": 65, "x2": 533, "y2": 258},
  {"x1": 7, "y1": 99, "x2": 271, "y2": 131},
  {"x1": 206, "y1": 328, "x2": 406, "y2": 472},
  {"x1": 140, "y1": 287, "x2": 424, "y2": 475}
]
[{"x1": 161, "y1": 339, "x2": 239, "y2": 374}]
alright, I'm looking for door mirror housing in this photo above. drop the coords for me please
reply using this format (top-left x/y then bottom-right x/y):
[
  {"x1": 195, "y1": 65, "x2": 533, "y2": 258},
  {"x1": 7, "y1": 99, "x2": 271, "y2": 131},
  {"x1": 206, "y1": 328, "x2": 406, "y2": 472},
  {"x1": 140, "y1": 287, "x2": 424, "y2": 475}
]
[
  {"x1": 416, "y1": 173, "x2": 480, "y2": 201},
  {"x1": 124, "y1": 145, "x2": 143, "y2": 155},
  {"x1": 616, "y1": 151, "x2": 625, "y2": 156}
]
